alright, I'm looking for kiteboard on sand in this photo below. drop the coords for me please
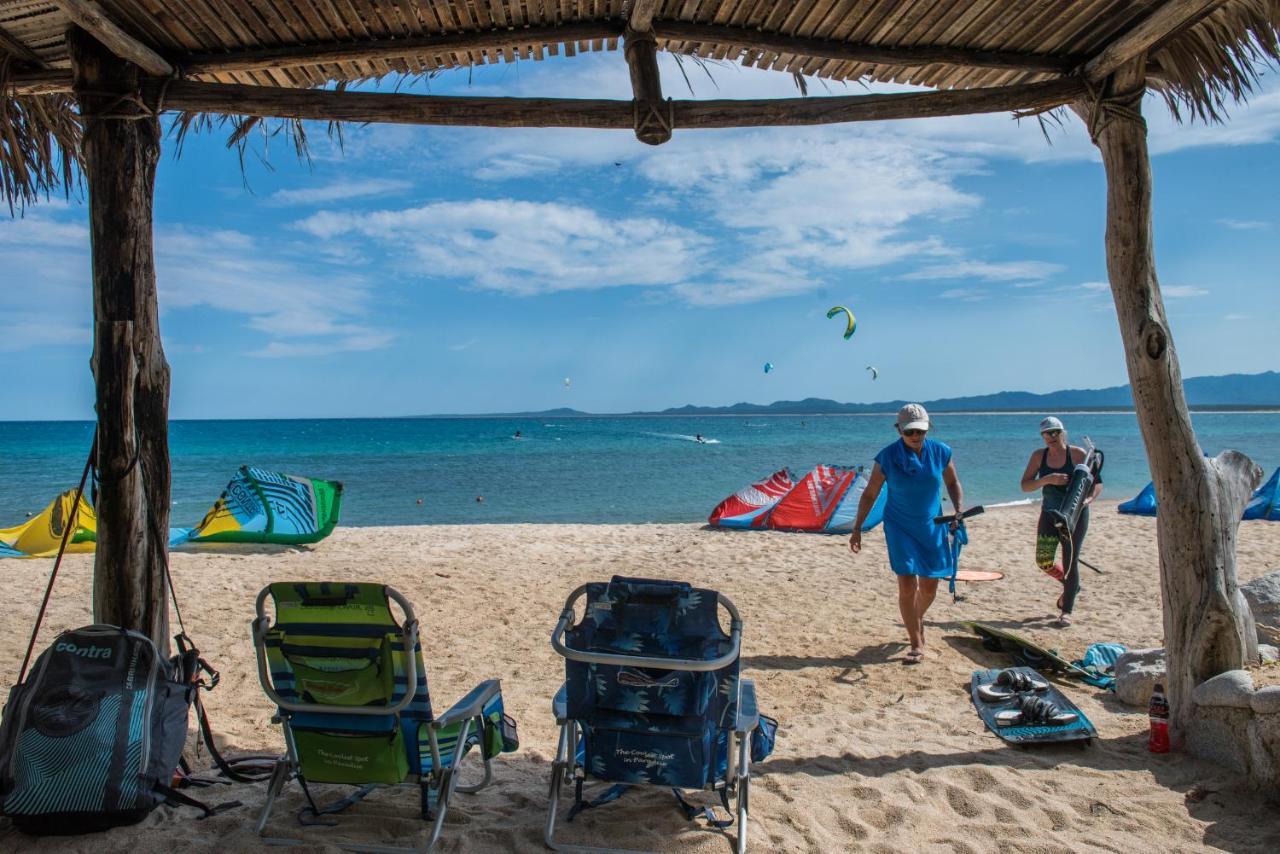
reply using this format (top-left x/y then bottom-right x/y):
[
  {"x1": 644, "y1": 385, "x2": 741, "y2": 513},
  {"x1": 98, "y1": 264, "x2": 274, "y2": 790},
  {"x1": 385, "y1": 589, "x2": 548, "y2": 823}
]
[
  {"x1": 971, "y1": 666, "x2": 1096, "y2": 744},
  {"x1": 964, "y1": 621, "x2": 1093, "y2": 679}
]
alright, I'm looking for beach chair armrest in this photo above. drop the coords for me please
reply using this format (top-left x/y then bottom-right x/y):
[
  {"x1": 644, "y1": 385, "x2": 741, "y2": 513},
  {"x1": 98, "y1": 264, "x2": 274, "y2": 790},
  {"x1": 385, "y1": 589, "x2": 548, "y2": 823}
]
[
  {"x1": 734, "y1": 678, "x2": 759, "y2": 734},
  {"x1": 433, "y1": 679, "x2": 502, "y2": 730},
  {"x1": 553, "y1": 682, "x2": 568, "y2": 722}
]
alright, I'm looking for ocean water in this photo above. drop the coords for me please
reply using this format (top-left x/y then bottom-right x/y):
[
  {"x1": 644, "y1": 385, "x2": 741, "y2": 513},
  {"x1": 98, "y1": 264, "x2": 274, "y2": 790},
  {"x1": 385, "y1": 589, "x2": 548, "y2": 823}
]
[{"x1": 1, "y1": 413, "x2": 1279, "y2": 527}]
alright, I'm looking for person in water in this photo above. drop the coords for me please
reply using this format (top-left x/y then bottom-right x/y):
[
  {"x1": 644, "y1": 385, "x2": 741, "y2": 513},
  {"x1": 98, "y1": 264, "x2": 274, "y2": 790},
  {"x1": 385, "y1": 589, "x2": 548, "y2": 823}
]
[
  {"x1": 850, "y1": 404, "x2": 965, "y2": 664},
  {"x1": 1020, "y1": 416, "x2": 1102, "y2": 626},
  {"x1": 695, "y1": 433, "x2": 705, "y2": 443},
  {"x1": 513, "y1": 430, "x2": 522, "y2": 439}
]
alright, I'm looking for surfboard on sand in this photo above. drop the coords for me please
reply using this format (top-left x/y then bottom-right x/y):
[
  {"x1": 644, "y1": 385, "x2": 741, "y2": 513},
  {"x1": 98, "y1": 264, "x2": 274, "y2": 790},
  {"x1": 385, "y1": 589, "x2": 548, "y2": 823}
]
[{"x1": 971, "y1": 666, "x2": 1097, "y2": 744}]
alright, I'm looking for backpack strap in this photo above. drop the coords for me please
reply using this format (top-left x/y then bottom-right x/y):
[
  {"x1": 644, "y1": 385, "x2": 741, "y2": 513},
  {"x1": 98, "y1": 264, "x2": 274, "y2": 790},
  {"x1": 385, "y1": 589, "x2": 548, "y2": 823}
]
[{"x1": 153, "y1": 782, "x2": 241, "y2": 819}]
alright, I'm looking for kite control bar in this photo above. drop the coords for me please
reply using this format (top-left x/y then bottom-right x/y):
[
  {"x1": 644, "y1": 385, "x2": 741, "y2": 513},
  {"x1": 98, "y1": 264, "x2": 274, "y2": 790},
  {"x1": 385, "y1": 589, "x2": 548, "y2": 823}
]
[{"x1": 934, "y1": 505, "x2": 985, "y2": 525}]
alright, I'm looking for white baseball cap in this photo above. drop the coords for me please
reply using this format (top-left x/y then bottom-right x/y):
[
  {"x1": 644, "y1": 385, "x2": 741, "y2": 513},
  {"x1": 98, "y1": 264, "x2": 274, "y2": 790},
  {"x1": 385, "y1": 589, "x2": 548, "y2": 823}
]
[
  {"x1": 897, "y1": 403, "x2": 930, "y2": 432},
  {"x1": 1039, "y1": 416, "x2": 1065, "y2": 433}
]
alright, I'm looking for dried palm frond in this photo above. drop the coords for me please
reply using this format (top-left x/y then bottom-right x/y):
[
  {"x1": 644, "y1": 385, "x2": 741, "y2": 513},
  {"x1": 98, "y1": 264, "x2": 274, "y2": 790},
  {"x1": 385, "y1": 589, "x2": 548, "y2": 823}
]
[
  {"x1": 1149, "y1": 0, "x2": 1280, "y2": 123},
  {"x1": 0, "y1": 56, "x2": 82, "y2": 214}
]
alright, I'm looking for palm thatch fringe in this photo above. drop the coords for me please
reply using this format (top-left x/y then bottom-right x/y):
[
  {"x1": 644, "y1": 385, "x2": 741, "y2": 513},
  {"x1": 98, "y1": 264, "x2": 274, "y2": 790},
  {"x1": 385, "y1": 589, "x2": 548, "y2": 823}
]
[
  {"x1": 1151, "y1": 0, "x2": 1280, "y2": 122},
  {"x1": 0, "y1": 57, "x2": 81, "y2": 213}
]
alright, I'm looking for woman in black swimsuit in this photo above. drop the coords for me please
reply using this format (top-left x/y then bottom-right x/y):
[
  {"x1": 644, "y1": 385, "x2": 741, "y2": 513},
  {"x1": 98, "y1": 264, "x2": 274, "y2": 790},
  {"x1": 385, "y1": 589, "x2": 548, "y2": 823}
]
[{"x1": 1019, "y1": 417, "x2": 1102, "y2": 626}]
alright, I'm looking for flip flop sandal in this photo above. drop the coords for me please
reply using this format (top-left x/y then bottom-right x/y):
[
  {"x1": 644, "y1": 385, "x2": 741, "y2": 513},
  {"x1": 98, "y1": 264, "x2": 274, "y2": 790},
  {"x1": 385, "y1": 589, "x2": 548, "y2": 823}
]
[
  {"x1": 995, "y1": 693, "x2": 1078, "y2": 727},
  {"x1": 903, "y1": 649, "x2": 924, "y2": 665},
  {"x1": 977, "y1": 669, "x2": 1049, "y2": 702}
]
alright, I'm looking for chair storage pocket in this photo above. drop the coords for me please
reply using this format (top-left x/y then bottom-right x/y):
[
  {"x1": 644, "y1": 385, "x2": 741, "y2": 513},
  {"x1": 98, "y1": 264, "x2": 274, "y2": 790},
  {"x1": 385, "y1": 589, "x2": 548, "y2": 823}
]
[
  {"x1": 586, "y1": 723, "x2": 712, "y2": 789},
  {"x1": 593, "y1": 665, "x2": 716, "y2": 718},
  {"x1": 292, "y1": 726, "x2": 409, "y2": 785}
]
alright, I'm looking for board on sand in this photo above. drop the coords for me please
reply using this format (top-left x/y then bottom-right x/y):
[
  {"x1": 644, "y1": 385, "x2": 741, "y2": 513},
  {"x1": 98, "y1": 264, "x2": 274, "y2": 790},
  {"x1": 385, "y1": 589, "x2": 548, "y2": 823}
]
[
  {"x1": 971, "y1": 666, "x2": 1097, "y2": 744},
  {"x1": 963, "y1": 621, "x2": 1093, "y2": 680}
]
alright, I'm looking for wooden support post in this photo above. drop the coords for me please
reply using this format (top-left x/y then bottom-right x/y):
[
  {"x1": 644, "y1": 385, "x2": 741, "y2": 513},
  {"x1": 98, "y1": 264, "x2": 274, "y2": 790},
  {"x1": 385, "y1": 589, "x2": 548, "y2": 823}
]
[
  {"x1": 68, "y1": 27, "x2": 171, "y2": 647},
  {"x1": 1079, "y1": 57, "x2": 1260, "y2": 745},
  {"x1": 625, "y1": 27, "x2": 669, "y2": 145}
]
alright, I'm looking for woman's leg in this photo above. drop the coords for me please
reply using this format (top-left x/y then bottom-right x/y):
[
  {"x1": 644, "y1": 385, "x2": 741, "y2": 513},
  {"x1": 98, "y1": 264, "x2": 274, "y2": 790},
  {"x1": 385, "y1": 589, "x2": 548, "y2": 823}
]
[
  {"x1": 915, "y1": 578, "x2": 940, "y2": 649},
  {"x1": 1060, "y1": 508, "x2": 1088, "y2": 614},
  {"x1": 897, "y1": 575, "x2": 922, "y2": 649}
]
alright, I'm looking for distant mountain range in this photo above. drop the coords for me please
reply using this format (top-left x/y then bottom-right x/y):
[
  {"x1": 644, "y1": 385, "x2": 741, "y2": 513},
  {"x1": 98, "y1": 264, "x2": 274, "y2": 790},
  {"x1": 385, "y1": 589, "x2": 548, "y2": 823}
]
[{"x1": 450, "y1": 371, "x2": 1280, "y2": 417}]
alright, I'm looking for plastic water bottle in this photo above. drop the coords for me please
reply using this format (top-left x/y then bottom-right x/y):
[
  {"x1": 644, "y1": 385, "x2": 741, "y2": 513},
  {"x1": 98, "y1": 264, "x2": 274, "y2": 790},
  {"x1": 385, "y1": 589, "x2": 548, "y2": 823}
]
[{"x1": 1148, "y1": 683, "x2": 1170, "y2": 753}]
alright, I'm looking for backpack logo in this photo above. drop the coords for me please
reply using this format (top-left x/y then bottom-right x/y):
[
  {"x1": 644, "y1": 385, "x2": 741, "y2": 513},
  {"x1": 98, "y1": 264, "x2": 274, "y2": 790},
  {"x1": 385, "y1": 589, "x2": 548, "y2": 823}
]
[{"x1": 55, "y1": 641, "x2": 113, "y2": 660}]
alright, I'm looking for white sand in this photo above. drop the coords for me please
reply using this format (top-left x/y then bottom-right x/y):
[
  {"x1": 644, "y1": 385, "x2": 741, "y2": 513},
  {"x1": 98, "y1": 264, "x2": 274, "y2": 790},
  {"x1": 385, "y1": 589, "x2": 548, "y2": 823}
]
[{"x1": 3, "y1": 503, "x2": 1279, "y2": 852}]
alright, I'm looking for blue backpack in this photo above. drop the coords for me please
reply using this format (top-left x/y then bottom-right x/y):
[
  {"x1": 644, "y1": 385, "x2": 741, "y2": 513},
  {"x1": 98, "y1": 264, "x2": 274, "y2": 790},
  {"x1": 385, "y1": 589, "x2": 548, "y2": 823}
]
[{"x1": 0, "y1": 625, "x2": 212, "y2": 834}]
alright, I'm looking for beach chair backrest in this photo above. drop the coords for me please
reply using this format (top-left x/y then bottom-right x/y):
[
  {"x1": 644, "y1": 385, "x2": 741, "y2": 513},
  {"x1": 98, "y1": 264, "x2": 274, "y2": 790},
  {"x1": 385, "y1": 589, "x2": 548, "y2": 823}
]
[
  {"x1": 564, "y1": 576, "x2": 739, "y2": 788},
  {"x1": 260, "y1": 582, "x2": 433, "y2": 783}
]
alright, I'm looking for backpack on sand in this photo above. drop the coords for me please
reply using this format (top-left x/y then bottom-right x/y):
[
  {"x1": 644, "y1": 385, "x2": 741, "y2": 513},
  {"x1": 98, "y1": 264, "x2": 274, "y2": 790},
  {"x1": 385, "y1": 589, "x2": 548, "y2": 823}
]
[{"x1": 0, "y1": 625, "x2": 212, "y2": 834}]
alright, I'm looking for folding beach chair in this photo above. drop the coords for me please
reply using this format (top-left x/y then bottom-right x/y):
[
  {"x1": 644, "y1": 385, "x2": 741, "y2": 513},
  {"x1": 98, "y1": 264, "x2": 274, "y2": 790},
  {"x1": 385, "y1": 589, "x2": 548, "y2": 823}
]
[
  {"x1": 546, "y1": 576, "x2": 769, "y2": 854},
  {"x1": 251, "y1": 582, "x2": 516, "y2": 852}
]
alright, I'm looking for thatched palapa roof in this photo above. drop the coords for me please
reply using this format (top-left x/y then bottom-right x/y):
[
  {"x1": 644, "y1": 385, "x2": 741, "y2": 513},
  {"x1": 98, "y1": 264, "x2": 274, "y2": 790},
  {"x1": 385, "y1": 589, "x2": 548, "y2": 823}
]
[{"x1": 2, "y1": 0, "x2": 1278, "y2": 206}]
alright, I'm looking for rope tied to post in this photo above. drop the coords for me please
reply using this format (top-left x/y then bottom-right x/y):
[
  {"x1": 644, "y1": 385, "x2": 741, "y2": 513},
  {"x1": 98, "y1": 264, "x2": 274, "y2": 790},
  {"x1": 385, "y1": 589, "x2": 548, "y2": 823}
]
[
  {"x1": 1082, "y1": 79, "x2": 1146, "y2": 144},
  {"x1": 76, "y1": 77, "x2": 173, "y2": 128},
  {"x1": 633, "y1": 96, "x2": 674, "y2": 140}
]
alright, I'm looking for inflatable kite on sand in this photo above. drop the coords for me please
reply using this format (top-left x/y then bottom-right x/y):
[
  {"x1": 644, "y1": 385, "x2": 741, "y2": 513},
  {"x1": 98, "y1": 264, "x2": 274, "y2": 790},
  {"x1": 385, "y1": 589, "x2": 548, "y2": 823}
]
[
  {"x1": 0, "y1": 467, "x2": 344, "y2": 557},
  {"x1": 709, "y1": 465, "x2": 886, "y2": 533}
]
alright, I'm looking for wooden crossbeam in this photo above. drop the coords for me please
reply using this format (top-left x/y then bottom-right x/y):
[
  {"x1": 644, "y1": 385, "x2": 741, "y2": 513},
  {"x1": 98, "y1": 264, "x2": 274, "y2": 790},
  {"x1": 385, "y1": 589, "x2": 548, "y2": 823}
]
[
  {"x1": 653, "y1": 21, "x2": 1083, "y2": 73},
  {"x1": 56, "y1": 0, "x2": 173, "y2": 76},
  {"x1": 0, "y1": 22, "x2": 49, "y2": 68},
  {"x1": 109, "y1": 77, "x2": 1082, "y2": 134},
  {"x1": 9, "y1": 19, "x2": 1091, "y2": 92},
  {"x1": 1084, "y1": 0, "x2": 1225, "y2": 82},
  {"x1": 9, "y1": 69, "x2": 71, "y2": 95}
]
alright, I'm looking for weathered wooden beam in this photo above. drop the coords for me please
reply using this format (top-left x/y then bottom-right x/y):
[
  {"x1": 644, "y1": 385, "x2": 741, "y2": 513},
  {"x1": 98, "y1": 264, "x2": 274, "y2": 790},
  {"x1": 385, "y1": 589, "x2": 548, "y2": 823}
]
[
  {"x1": 56, "y1": 0, "x2": 174, "y2": 76},
  {"x1": 8, "y1": 19, "x2": 1092, "y2": 91},
  {"x1": 69, "y1": 27, "x2": 171, "y2": 647},
  {"x1": 1076, "y1": 58, "x2": 1260, "y2": 746},
  {"x1": 625, "y1": 28, "x2": 669, "y2": 145},
  {"x1": 181, "y1": 22, "x2": 621, "y2": 75},
  {"x1": 131, "y1": 77, "x2": 1082, "y2": 133},
  {"x1": 1084, "y1": 0, "x2": 1225, "y2": 82},
  {"x1": 628, "y1": 0, "x2": 660, "y2": 33},
  {"x1": 8, "y1": 69, "x2": 72, "y2": 95},
  {"x1": 0, "y1": 22, "x2": 49, "y2": 68},
  {"x1": 654, "y1": 21, "x2": 1084, "y2": 73}
]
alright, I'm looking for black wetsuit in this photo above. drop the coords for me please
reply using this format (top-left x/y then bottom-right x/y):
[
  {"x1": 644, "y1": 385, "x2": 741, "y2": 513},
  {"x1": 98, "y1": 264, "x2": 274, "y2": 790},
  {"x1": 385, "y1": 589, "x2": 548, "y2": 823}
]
[{"x1": 1035, "y1": 448, "x2": 1101, "y2": 615}]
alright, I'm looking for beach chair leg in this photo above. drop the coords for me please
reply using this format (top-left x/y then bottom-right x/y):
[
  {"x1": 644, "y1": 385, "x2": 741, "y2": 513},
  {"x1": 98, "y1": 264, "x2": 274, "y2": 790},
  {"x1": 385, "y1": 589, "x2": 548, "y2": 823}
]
[
  {"x1": 735, "y1": 735, "x2": 751, "y2": 854},
  {"x1": 256, "y1": 757, "x2": 291, "y2": 836},
  {"x1": 454, "y1": 714, "x2": 494, "y2": 794},
  {"x1": 545, "y1": 722, "x2": 571, "y2": 849}
]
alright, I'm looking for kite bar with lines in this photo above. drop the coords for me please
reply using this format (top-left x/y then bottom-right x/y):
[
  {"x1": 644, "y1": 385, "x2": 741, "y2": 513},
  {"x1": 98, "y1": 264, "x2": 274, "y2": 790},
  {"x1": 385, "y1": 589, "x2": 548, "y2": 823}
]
[{"x1": 934, "y1": 505, "x2": 985, "y2": 525}]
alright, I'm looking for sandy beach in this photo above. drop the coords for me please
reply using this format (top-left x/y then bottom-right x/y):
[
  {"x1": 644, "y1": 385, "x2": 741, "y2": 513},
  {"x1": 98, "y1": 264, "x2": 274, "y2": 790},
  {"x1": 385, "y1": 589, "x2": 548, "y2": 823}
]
[{"x1": 3, "y1": 502, "x2": 1279, "y2": 853}]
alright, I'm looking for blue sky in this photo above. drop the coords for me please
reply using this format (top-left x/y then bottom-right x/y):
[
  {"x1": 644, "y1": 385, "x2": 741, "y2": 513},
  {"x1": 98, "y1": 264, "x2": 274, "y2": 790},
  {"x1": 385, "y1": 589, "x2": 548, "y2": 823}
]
[{"x1": 2, "y1": 54, "x2": 1278, "y2": 420}]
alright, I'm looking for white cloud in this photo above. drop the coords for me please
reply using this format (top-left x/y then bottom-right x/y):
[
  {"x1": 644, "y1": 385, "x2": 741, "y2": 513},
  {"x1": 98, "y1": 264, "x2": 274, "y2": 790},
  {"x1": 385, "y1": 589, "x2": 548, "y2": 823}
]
[
  {"x1": 1081, "y1": 281, "x2": 1110, "y2": 291},
  {"x1": 155, "y1": 227, "x2": 394, "y2": 356},
  {"x1": 1224, "y1": 313, "x2": 1249, "y2": 321},
  {"x1": 296, "y1": 199, "x2": 708, "y2": 296},
  {"x1": 902, "y1": 259, "x2": 1064, "y2": 283},
  {"x1": 1162, "y1": 285, "x2": 1209, "y2": 298},
  {"x1": 449, "y1": 339, "x2": 480, "y2": 351},
  {"x1": 269, "y1": 178, "x2": 412, "y2": 205},
  {"x1": 473, "y1": 153, "x2": 564, "y2": 181},
  {"x1": 1218, "y1": 218, "x2": 1269, "y2": 231},
  {"x1": 940, "y1": 287, "x2": 989, "y2": 301}
]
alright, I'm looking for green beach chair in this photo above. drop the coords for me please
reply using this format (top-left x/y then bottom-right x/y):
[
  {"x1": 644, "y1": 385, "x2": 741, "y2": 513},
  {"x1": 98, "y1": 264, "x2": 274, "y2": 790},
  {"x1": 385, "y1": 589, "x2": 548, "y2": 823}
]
[{"x1": 251, "y1": 582, "x2": 516, "y2": 851}]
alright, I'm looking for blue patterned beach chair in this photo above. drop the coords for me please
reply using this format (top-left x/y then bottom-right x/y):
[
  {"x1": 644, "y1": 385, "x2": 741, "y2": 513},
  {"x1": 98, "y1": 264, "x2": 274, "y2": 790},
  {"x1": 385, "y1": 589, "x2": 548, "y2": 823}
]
[
  {"x1": 250, "y1": 582, "x2": 516, "y2": 852},
  {"x1": 546, "y1": 576, "x2": 767, "y2": 853}
]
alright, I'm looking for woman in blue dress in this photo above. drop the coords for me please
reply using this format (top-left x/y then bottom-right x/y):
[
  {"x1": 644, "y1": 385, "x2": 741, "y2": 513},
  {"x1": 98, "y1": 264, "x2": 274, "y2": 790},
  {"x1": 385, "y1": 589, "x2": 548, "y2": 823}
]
[{"x1": 849, "y1": 404, "x2": 966, "y2": 664}]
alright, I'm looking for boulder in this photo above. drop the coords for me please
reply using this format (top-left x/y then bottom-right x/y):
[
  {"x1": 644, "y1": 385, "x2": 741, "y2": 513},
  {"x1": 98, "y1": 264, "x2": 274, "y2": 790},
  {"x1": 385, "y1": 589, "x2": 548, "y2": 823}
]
[
  {"x1": 1192, "y1": 670, "x2": 1255, "y2": 709},
  {"x1": 1242, "y1": 570, "x2": 1280, "y2": 645},
  {"x1": 1252, "y1": 686, "x2": 1280, "y2": 715},
  {"x1": 1115, "y1": 647, "x2": 1165, "y2": 707},
  {"x1": 1260, "y1": 644, "x2": 1280, "y2": 663}
]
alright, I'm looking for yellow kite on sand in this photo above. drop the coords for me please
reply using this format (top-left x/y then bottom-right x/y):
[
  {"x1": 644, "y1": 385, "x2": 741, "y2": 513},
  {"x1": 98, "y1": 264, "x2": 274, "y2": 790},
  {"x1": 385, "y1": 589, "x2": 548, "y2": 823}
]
[{"x1": 0, "y1": 491, "x2": 97, "y2": 558}]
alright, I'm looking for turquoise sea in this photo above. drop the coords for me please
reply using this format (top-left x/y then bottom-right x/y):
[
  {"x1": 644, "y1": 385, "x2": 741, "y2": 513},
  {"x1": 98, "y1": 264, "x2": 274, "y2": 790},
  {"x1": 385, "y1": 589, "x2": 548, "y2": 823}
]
[{"x1": 2, "y1": 413, "x2": 1279, "y2": 527}]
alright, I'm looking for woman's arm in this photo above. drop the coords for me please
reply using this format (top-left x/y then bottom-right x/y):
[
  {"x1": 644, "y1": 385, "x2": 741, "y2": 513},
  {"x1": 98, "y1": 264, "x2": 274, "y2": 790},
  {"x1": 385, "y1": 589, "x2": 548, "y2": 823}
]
[
  {"x1": 943, "y1": 461, "x2": 964, "y2": 515},
  {"x1": 849, "y1": 464, "x2": 886, "y2": 553},
  {"x1": 1020, "y1": 452, "x2": 1046, "y2": 492}
]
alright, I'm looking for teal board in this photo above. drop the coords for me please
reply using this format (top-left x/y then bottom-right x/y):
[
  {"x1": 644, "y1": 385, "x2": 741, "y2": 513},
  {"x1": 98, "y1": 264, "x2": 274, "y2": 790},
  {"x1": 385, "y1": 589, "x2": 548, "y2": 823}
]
[{"x1": 971, "y1": 667, "x2": 1096, "y2": 744}]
